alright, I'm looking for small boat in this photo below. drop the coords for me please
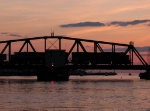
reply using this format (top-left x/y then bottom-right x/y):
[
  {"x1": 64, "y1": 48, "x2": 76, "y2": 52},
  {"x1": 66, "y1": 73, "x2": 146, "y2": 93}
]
[{"x1": 129, "y1": 73, "x2": 132, "y2": 76}]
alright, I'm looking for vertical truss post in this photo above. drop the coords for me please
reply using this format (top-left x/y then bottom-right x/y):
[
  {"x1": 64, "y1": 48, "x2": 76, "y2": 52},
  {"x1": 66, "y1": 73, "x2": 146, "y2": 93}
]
[
  {"x1": 8, "y1": 42, "x2": 11, "y2": 62},
  {"x1": 112, "y1": 44, "x2": 115, "y2": 53},
  {"x1": 59, "y1": 38, "x2": 61, "y2": 50},
  {"x1": 27, "y1": 41, "x2": 29, "y2": 52},
  {"x1": 44, "y1": 38, "x2": 47, "y2": 52},
  {"x1": 26, "y1": 40, "x2": 29, "y2": 65},
  {"x1": 129, "y1": 45, "x2": 134, "y2": 65},
  {"x1": 76, "y1": 40, "x2": 79, "y2": 53},
  {"x1": 129, "y1": 42, "x2": 134, "y2": 65},
  {"x1": 44, "y1": 38, "x2": 47, "y2": 64},
  {"x1": 131, "y1": 47, "x2": 133, "y2": 65},
  {"x1": 112, "y1": 44, "x2": 115, "y2": 65},
  {"x1": 94, "y1": 42, "x2": 97, "y2": 53},
  {"x1": 129, "y1": 47, "x2": 131, "y2": 64}
]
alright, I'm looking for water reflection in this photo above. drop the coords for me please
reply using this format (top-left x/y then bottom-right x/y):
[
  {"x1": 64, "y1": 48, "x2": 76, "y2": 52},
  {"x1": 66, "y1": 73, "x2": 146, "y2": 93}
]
[{"x1": 0, "y1": 74, "x2": 150, "y2": 110}]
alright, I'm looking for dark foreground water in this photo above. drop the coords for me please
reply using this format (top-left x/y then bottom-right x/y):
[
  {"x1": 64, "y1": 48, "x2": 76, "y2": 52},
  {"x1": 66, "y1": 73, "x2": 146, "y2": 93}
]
[{"x1": 0, "y1": 73, "x2": 150, "y2": 111}]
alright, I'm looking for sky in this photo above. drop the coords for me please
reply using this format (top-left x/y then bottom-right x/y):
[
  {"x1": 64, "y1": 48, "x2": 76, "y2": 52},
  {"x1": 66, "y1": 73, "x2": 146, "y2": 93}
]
[{"x1": 1, "y1": 0, "x2": 150, "y2": 63}]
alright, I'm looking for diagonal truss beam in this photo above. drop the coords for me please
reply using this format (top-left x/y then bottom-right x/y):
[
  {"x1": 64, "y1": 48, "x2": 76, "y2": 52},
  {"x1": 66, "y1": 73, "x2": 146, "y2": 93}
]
[
  {"x1": 10, "y1": 41, "x2": 27, "y2": 64},
  {"x1": 125, "y1": 46, "x2": 130, "y2": 54},
  {"x1": 78, "y1": 41, "x2": 87, "y2": 52},
  {"x1": 67, "y1": 40, "x2": 87, "y2": 58},
  {"x1": 133, "y1": 49, "x2": 145, "y2": 65},
  {"x1": 28, "y1": 40, "x2": 36, "y2": 52},
  {"x1": 48, "y1": 39, "x2": 58, "y2": 49},
  {"x1": 132, "y1": 46, "x2": 148, "y2": 65},
  {"x1": 11, "y1": 40, "x2": 37, "y2": 64},
  {"x1": 67, "y1": 41, "x2": 77, "y2": 58},
  {"x1": 125, "y1": 45, "x2": 148, "y2": 65},
  {"x1": 94, "y1": 42, "x2": 104, "y2": 53},
  {"x1": 1, "y1": 42, "x2": 9, "y2": 54},
  {"x1": 18, "y1": 41, "x2": 27, "y2": 53},
  {"x1": 18, "y1": 40, "x2": 37, "y2": 53},
  {"x1": 97, "y1": 43, "x2": 104, "y2": 52}
]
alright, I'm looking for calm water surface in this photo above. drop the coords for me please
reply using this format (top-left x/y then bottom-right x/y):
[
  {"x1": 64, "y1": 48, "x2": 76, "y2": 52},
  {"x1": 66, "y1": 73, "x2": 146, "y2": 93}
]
[{"x1": 0, "y1": 73, "x2": 150, "y2": 111}]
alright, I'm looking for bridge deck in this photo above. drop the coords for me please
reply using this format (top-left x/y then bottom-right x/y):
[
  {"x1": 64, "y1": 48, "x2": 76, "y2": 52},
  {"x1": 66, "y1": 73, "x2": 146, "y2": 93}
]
[{"x1": 0, "y1": 65, "x2": 148, "y2": 70}]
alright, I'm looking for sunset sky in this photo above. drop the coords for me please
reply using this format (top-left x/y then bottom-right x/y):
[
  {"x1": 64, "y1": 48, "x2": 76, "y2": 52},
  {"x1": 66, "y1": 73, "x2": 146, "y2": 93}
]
[{"x1": 1, "y1": 0, "x2": 150, "y2": 63}]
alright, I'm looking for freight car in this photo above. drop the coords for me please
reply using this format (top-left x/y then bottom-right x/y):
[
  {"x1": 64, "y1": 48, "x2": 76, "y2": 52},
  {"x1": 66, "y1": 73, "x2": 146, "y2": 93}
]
[
  {"x1": 10, "y1": 52, "x2": 45, "y2": 65},
  {"x1": 72, "y1": 52, "x2": 131, "y2": 65}
]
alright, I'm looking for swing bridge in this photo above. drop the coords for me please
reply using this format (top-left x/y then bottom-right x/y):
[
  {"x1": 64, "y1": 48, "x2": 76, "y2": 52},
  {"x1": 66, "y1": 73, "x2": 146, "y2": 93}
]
[{"x1": 0, "y1": 35, "x2": 148, "y2": 71}]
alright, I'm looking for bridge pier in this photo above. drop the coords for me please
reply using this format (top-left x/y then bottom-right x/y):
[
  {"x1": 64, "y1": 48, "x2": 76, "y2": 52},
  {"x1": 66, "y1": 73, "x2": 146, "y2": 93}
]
[
  {"x1": 37, "y1": 67, "x2": 69, "y2": 81},
  {"x1": 139, "y1": 68, "x2": 150, "y2": 80}
]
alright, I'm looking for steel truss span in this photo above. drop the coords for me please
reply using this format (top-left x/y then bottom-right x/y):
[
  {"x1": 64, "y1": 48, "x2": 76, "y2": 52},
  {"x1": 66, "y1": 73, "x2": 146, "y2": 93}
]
[{"x1": 0, "y1": 36, "x2": 148, "y2": 70}]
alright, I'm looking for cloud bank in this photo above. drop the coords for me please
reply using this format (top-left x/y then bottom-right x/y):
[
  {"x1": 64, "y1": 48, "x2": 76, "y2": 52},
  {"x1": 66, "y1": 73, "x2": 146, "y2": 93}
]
[
  {"x1": 60, "y1": 19, "x2": 150, "y2": 28},
  {"x1": 1, "y1": 32, "x2": 22, "y2": 37},
  {"x1": 60, "y1": 22, "x2": 105, "y2": 28},
  {"x1": 108, "y1": 20, "x2": 150, "y2": 27}
]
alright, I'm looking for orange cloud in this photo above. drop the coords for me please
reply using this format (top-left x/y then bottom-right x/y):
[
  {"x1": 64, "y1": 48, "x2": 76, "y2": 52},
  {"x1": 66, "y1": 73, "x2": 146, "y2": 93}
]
[
  {"x1": 109, "y1": 4, "x2": 150, "y2": 14},
  {"x1": 67, "y1": 26, "x2": 119, "y2": 36}
]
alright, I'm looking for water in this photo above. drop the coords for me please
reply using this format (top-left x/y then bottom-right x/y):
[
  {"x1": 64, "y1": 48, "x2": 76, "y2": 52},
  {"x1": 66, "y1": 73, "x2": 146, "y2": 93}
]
[{"x1": 0, "y1": 73, "x2": 150, "y2": 111}]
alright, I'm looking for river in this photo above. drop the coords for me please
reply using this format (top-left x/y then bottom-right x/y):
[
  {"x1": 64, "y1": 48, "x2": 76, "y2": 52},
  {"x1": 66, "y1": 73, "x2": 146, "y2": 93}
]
[{"x1": 0, "y1": 73, "x2": 150, "y2": 111}]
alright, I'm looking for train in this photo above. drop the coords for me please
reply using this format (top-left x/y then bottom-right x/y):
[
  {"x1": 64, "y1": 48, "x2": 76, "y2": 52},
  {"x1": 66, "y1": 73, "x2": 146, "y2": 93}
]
[
  {"x1": 72, "y1": 52, "x2": 131, "y2": 65},
  {"x1": 0, "y1": 51, "x2": 131, "y2": 66}
]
